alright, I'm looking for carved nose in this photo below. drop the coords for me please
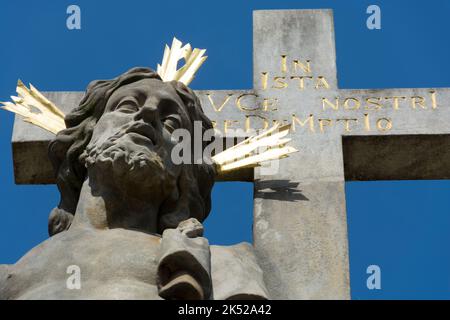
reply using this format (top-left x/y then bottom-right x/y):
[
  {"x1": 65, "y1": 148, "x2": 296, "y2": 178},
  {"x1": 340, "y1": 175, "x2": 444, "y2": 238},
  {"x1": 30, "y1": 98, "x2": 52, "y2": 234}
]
[{"x1": 134, "y1": 104, "x2": 159, "y2": 125}]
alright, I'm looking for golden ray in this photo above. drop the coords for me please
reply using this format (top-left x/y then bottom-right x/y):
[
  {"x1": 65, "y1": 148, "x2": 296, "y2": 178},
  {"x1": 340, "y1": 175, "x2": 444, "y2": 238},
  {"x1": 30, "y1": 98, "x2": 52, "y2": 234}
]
[
  {"x1": 157, "y1": 37, "x2": 207, "y2": 86},
  {"x1": 212, "y1": 123, "x2": 298, "y2": 173},
  {"x1": 1, "y1": 80, "x2": 66, "y2": 134}
]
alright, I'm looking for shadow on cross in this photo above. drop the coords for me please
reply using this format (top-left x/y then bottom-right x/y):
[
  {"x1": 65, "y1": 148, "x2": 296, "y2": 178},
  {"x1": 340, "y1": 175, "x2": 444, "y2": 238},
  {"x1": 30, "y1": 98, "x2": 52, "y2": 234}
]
[{"x1": 254, "y1": 180, "x2": 309, "y2": 202}]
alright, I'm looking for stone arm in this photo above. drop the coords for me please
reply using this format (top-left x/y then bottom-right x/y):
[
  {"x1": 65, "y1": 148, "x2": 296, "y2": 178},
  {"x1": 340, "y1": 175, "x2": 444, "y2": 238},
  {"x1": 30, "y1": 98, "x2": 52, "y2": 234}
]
[{"x1": 157, "y1": 219, "x2": 212, "y2": 300}]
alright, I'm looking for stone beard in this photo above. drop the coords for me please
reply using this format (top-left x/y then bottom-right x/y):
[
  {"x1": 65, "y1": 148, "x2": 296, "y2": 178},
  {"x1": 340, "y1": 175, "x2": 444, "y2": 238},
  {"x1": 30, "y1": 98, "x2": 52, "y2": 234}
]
[
  {"x1": 82, "y1": 108, "x2": 178, "y2": 212},
  {"x1": 84, "y1": 125, "x2": 171, "y2": 187},
  {"x1": 0, "y1": 67, "x2": 268, "y2": 300}
]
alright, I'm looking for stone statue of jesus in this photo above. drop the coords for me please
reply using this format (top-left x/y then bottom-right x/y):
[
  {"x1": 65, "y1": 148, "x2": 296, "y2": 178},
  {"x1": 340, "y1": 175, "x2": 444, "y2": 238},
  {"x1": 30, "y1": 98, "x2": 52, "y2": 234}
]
[{"x1": 0, "y1": 67, "x2": 268, "y2": 300}]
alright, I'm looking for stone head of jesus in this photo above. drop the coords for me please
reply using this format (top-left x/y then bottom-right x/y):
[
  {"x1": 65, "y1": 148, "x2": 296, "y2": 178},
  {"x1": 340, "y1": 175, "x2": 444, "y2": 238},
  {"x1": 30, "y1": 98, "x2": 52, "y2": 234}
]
[{"x1": 48, "y1": 67, "x2": 216, "y2": 236}]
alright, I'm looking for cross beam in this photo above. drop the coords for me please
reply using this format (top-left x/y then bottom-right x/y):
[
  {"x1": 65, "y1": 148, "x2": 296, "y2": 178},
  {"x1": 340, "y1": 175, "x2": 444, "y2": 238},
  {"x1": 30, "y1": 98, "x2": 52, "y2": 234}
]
[
  {"x1": 11, "y1": 10, "x2": 450, "y2": 299},
  {"x1": 11, "y1": 90, "x2": 257, "y2": 183}
]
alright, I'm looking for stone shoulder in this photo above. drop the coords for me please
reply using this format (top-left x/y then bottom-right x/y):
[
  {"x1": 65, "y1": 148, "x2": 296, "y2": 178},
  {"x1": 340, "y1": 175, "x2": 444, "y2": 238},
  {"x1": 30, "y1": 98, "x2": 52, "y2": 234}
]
[
  {"x1": 0, "y1": 264, "x2": 10, "y2": 299},
  {"x1": 0, "y1": 265, "x2": 9, "y2": 279}
]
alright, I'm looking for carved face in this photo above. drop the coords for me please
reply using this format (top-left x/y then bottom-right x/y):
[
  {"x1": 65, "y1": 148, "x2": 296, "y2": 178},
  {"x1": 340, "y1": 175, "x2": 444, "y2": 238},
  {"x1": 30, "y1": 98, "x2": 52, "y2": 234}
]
[{"x1": 84, "y1": 78, "x2": 191, "y2": 200}]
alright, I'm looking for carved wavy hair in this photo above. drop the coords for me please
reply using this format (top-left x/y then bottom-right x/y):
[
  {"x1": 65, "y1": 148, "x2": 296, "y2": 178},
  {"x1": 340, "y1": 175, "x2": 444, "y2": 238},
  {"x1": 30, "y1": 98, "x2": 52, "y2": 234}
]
[{"x1": 48, "y1": 67, "x2": 215, "y2": 236}]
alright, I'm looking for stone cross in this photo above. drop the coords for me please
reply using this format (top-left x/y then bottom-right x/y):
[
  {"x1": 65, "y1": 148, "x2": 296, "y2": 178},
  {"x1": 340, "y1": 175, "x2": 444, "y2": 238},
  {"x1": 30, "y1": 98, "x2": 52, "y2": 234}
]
[{"x1": 11, "y1": 10, "x2": 450, "y2": 299}]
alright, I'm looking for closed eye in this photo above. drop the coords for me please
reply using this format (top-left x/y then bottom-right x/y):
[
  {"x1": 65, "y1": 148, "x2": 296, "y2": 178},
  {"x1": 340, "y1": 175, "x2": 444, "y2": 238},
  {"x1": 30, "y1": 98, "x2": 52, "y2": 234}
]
[
  {"x1": 162, "y1": 114, "x2": 182, "y2": 133},
  {"x1": 115, "y1": 97, "x2": 140, "y2": 114}
]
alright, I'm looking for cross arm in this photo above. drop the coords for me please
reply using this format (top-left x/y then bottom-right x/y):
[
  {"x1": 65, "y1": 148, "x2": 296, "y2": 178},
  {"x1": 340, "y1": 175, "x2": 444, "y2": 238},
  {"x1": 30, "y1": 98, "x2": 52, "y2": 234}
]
[
  {"x1": 320, "y1": 87, "x2": 450, "y2": 180},
  {"x1": 11, "y1": 90, "x2": 256, "y2": 184}
]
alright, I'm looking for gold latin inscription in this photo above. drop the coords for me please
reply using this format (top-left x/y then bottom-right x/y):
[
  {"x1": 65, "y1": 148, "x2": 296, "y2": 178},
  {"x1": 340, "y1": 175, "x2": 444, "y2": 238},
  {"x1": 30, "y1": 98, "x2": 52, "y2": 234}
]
[
  {"x1": 201, "y1": 84, "x2": 439, "y2": 135},
  {"x1": 344, "y1": 98, "x2": 360, "y2": 110},
  {"x1": 213, "y1": 114, "x2": 397, "y2": 135},
  {"x1": 206, "y1": 93, "x2": 233, "y2": 112},
  {"x1": 261, "y1": 72, "x2": 269, "y2": 90},
  {"x1": 376, "y1": 118, "x2": 393, "y2": 131},
  {"x1": 224, "y1": 120, "x2": 239, "y2": 134},
  {"x1": 272, "y1": 76, "x2": 288, "y2": 89},
  {"x1": 319, "y1": 119, "x2": 332, "y2": 132},
  {"x1": 431, "y1": 90, "x2": 437, "y2": 109},
  {"x1": 281, "y1": 55, "x2": 311, "y2": 74},
  {"x1": 365, "y1": 97, "x2": 382, "y2": 110},
  {"x1": 293, "y1": 59, "x2": 312, "y2": 73},
  {"x1": 364, "y1": 113, "x2": 371, "y2": 131},
  {"x1": 411, "y1": 96, "x2": 426, "y2": 109},
  {"x1": 245, "y1": 115, "x2": 269, "y2": 132},
  {"x1": 290, "y1": 76, "x2": 312, "y2": 89},
  {"x1": 385, "y1": 96, "x2": 406, "y2": 110},
  {"x1": 291, "y1": 114, "x2": 315, "y2": 132},
  {"x1": 315, "y1": 76, "x2": 330, "y2": 89},
  {"x1": 281, "y1": 55, "x2": 288, "y2": 73},
  {"x1": 262, "y1": 74, "x2": 331, "y2": 90},
  {"x1": 322, "y1": 91, "x2": 438, "y2": 111},
  {"x1": 236, "y1": 93, "x2": 259, "y2": 111},
  {"x1": 336, "y1": 118, "x2": 358, "y2": 132}
]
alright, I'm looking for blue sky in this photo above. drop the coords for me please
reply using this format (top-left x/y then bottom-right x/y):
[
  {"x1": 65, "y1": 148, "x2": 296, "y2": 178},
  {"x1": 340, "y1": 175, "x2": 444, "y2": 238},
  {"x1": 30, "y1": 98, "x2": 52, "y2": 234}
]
[{"x1": 1, "y1": 0, "x2": 450, "y2": 299}]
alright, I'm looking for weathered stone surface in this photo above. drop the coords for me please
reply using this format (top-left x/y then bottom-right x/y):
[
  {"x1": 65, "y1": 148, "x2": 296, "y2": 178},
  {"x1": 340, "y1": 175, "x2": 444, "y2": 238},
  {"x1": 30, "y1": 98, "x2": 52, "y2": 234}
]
[
  {"x1": 211, "y1": 243, "x2": 269, "y2": 300},
  {"x1": 0, "y1": 228, "x2": 163, "y2": 300},
  {"x1": 251, "y1": 9, "x2": 450, "y2": 300},
  {"x1": 252, "y1": 9, "x2": 350, "y2": 300},
  {"x1": 1, "y1": 231, "x2": 268, "y2": 300},
  {"x1": 177, "y1": 217, "x2": 205, "y2": 237}
]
